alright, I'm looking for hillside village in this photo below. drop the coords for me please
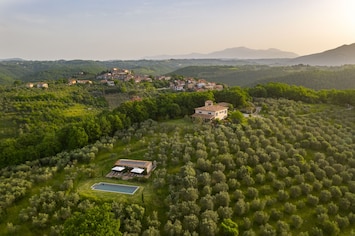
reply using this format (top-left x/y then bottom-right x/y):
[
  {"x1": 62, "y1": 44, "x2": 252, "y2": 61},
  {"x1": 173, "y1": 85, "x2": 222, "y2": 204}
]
[
  {"x1": 25, "y1": 67, "x2": 224, "y2": 92},
  {"x1": 96, "y1": 67, "x2": 224, "y2": 92}
]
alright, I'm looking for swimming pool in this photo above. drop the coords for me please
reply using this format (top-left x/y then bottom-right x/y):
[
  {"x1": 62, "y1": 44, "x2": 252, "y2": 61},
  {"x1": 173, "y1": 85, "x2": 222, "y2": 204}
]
[{"x1": 91, "y1": 182, "x2": 139, "y2": 195}]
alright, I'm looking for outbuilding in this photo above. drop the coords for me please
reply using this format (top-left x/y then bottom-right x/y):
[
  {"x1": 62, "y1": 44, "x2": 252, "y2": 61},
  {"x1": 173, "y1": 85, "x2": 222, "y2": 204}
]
[{"x1": 113, "y1": 159, "x2": 153, "y2": 174}]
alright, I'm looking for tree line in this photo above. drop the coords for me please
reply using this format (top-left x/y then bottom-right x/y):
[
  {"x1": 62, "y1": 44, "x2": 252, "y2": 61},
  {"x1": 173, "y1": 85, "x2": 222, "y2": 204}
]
[{"x1": 248, "y1": 82, "x2": 355, "y2": 105}]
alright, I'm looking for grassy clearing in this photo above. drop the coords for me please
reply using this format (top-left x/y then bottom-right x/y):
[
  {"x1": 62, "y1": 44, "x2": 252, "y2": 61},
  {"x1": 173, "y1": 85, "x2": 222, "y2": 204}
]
[
  {"x1": 61, "y1": 104, "x2": 99, "y2": 118},
  {"x1": 75, "y1": 132, "x2": 160, "y2": 202}
]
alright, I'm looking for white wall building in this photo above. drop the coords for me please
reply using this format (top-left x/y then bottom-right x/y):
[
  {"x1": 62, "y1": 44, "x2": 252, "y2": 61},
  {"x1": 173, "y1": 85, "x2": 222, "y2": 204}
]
[{"x1": 191, "y1": 100, "x2": 228, "y2": 121}]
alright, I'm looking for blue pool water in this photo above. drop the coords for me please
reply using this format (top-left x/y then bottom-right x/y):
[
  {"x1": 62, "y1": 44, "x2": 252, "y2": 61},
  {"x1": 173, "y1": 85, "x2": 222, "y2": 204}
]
[{"x1": 91, "y1": 182, "x2": 139, "y2": 194}]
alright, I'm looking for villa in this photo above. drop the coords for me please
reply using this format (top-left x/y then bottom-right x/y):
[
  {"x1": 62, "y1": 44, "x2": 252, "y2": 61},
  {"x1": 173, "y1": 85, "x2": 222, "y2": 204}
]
[{"x1": 191, "y1": 100, "x2": 229, "y2": 121}]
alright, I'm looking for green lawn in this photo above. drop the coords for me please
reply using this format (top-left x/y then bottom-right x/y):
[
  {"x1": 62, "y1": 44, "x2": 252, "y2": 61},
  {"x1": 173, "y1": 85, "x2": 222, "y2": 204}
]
[
  {"x1": 163, "y1": 117, "x2": 194, "y2": 126},
  {"x1": 61, "y1": 104, "x2": 99, "y2": 118}
]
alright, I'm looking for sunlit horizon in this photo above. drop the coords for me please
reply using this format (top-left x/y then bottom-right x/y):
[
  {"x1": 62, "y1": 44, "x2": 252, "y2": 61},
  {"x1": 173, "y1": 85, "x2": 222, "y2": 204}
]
[{"x1": 0, "y1": 0, "x2": 354, "y2": 60}]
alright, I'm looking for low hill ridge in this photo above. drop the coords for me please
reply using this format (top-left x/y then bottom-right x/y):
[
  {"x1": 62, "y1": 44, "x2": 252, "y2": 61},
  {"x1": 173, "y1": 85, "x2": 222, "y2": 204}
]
[
  {"x1": 290, "y1": 43, "x2": 355, "y2": 66},
  {"x1": 146, "y1": 47, "x2": 298, "y2": 59}
]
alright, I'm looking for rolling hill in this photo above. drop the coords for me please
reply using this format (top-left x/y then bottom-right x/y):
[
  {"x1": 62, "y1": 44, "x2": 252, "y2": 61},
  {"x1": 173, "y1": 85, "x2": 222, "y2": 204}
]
[
  {"x1": 168, "y1": 64, "x2": 355, "y2": 90},
  {"x1": 290, "y1": 43, "x2": 355, "y2": 66},
  {"x1": 0, "y1": 59, "x2": 286, "y2": 85}
]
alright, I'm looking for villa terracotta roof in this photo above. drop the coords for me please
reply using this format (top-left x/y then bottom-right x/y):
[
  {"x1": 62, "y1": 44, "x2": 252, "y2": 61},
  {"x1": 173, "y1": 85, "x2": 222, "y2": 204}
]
[{"x1": 195, "y1": 104, "x2": 227, "y2": 112}]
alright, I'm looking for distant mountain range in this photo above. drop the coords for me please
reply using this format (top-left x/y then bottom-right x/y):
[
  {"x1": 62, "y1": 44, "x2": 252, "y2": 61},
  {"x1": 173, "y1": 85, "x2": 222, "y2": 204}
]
[
  {"x1": 147, "y1": 43, "x2": 355, "y2": 66},
  {"x1": 0, "y1": 58, "x2": 25, "y2": 62},
  {"x1": 147, "y1": 47, "x2": 299, "y2": 60},
  {"x1": 289, "y1": 43, "x2": 355, "y2": 66},
  {"x1": 2, "y1": 43, "x2": 355, "y2": 66}
]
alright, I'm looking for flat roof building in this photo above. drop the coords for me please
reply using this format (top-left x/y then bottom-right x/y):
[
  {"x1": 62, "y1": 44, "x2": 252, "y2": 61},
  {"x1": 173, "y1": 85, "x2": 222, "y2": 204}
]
[{"x1": 114, "y1": 159, "x2": 153, "y2": 174}]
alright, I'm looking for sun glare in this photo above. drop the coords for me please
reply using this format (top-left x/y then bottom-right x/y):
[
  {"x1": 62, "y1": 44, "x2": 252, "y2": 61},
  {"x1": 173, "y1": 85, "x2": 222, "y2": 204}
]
[{"x1": 341, "y1": 0, "x2": 355, "y2": 27}]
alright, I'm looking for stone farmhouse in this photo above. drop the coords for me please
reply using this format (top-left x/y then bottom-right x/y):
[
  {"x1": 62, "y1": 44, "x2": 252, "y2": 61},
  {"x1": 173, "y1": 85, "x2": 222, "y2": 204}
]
[{"x1": 191, "y1": 100, "x2": 229, "y2": 121}]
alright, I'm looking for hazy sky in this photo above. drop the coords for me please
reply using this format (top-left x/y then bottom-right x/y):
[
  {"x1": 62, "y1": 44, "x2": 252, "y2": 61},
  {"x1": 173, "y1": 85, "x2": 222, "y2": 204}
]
[{"x1": 0, "y1": 0, "x2": 354, "y2": 60}]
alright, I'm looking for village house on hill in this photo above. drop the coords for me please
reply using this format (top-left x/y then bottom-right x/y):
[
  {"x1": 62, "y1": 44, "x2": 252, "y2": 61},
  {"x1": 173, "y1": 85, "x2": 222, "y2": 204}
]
[
  {"x1": 192, "y1": 100, "x2": 229, "y2": 121},
  {"x1": 96, "y1": 68, "x2": 133, "y2": 81}
]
